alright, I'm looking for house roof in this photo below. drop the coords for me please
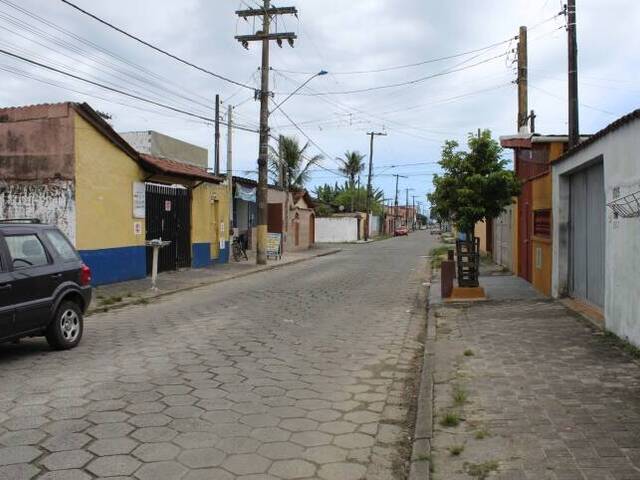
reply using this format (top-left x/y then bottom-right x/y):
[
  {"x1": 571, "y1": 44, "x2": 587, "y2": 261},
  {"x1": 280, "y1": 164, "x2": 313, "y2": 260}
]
[
  {"x1": 0, "y1": 101, "x2": 224, "y2": 184},
  {"x1": 500, "y1": 133, "x2": 590, "y2": 149},
  {"x1": 139, "y1": 154, "x2": 223, "y2": 183},
  {"x1": 0, "y1": 102, "x2": 139, "y2": 161},
  {"x1": 553, "y1": 108, "x2": 640, "y2": 164}
]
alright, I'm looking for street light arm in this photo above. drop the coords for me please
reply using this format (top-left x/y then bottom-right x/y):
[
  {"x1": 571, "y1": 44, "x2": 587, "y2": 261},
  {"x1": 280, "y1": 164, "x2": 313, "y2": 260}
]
[{"x1": 269, "y1": 70, "x2": 327, "y2": 116}]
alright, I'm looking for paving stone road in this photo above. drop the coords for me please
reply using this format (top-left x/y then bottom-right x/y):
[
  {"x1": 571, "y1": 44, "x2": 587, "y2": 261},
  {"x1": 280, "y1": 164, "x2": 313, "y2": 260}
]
[{"x1": 0, "y1": 233, "x2": 433, "y2": 480}]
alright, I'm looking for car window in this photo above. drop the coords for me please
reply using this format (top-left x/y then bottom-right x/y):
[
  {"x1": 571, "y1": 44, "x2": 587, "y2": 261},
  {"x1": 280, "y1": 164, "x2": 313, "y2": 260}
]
[
  {"x1": 44, "y1": 230, "x2": 79, "y2": 262},
  {"x1": 5, "y1": 234, "x2": 49, "y2": 269}
]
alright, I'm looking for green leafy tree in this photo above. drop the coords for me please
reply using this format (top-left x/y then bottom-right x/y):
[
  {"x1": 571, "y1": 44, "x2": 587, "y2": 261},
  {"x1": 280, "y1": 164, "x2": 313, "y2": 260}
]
[
  {"x1": 428, "y1": 130, "x2": 520, "y2": 239},
  {"x1": 269, "y1": 136, "x2": 323, "y2": 189},
  {"x1": 335, "y1": 186, "x2": 385, "y2": 215},
  {"x1": 337, "y1": 151, "x2": 366, "y2": 188}
]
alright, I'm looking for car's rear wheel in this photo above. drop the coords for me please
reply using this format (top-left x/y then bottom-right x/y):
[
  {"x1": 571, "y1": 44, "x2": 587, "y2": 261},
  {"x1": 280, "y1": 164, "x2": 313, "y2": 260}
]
[{"x1": 46, "y1": 301, "x2": 83, "y2": 350}]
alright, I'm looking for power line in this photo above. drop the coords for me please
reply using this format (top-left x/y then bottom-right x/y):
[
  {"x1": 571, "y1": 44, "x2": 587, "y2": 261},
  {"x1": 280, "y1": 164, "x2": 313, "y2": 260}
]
[
  {"x1": 59, "y1": 0, "x2": 254, "y2": 90},
  {"x1": 0, "y1": 47, "x2": 259, "y2": 133},
  {"x1": 274, "y1": 36, "x2": 517, "y2": 76},
  {"x1": 0, "y1": 0, "x2": 213, "y2": 106},
  {"x1": 275, "y1": 51, "x2": 511, "y2": 96}
]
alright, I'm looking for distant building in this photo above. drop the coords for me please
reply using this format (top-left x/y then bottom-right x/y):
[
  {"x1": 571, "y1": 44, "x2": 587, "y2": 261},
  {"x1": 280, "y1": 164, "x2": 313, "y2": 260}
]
[{"x1": 120, "y1": 130, "x2": 208, "y2": 169}]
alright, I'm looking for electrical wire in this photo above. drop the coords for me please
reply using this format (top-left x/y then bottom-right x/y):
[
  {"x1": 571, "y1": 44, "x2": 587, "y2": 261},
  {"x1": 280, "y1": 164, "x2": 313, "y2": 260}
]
[
  {"x1": 275, "y1": 51, "x2": 511, "y2": 97},
  {"x1": 59, "y1": 0, "x2": 254, "y2": 90},
  {"x1": 0, "y1": 47, "x2": 259, "y2": 133},
  {"x1": 275, "y1": 36, "x2": 517, "y2": 76}
]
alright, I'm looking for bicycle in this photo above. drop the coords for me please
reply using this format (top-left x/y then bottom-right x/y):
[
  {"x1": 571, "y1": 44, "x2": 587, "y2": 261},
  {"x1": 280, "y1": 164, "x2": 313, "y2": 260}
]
[{"x1": 232, "y1": 234, "x2": 248, "y2": 262}]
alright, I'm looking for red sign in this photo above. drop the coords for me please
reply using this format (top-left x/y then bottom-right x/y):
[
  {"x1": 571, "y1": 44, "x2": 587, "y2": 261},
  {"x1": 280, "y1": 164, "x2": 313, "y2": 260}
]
[{"x1": 164, "y1": 200, "x2": 172, "y2": 212}]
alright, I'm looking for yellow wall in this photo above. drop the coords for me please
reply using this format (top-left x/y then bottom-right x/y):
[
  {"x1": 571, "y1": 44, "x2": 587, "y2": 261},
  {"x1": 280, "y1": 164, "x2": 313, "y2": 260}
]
[
  {"x1": 74, "y1": 114, "x2": 146, "y2": 250},
  {"x1": 531, "y1": 173, "x2": 552, "y2": 296},
  {"x1": 191, "y1": 182, "x2": 230, "y2": 260},
  {"x1": 512, "y1": 197, "x2": 519, "y2": 276}
]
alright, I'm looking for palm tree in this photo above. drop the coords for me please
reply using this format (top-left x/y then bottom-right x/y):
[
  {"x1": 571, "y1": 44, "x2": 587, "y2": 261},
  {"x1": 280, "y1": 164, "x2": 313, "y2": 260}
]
[
  {"x1": 337, "y1": 151, "x2": 366, "y2": 188},
  {"x1": 269, "y1": 136, "x2": 323, "y2": 190}
]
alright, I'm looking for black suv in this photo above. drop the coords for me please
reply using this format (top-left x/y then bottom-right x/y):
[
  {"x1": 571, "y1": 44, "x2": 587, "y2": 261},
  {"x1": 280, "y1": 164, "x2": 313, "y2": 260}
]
[{"x1": 0, "y1": 220, "x2": 92, "y2": 350}]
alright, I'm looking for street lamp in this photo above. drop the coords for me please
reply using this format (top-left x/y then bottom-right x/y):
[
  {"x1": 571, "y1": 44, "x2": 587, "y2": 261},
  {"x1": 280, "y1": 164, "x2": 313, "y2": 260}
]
[{"x1": 269, "y1": 70, "x2": 328, "y2": 116}]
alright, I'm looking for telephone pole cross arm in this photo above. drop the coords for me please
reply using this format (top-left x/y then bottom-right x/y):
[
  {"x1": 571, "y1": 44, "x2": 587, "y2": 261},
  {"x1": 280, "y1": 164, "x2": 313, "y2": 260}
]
[
  {"x1": 364, "y1": 131, "x2": 387, "y2": 241},
  {"x1": 234, "y1": 1, "x2": 298, "y2": 265}
]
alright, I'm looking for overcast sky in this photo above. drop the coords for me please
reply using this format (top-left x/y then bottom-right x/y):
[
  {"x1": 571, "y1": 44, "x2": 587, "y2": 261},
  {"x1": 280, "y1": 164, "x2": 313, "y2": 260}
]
[{"x1": 1, "y1": 0, "x2": 638, "y2": 210}]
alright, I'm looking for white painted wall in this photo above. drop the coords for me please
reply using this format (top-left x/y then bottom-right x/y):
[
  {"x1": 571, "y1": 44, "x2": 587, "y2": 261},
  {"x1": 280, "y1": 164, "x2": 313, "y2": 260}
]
[
  {"x1": 315, "y1": 217, "x2": 358, "y2": 243},
  {"x1": 552, "y1": 116, "x2": 640, "y2": 345},
  {"x1": 369, "y1": 215, "x2": 381, "y2": 237},
  {"x1": 0, "y1": 180, "x2": 76, "y2": 243}
]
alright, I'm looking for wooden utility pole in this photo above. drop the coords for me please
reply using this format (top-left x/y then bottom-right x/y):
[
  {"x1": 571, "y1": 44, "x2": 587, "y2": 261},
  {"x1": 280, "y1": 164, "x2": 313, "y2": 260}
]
[
  {"x1": 517, "y1": 26, "x2": 528, "y2": 132},
  {"x1": 214, "y1": 94, "x2": 220, "y2": 175},
  {"x1": 227, "y1": 105, "x2": 234, "y2": 234},
  {"x1": 235, "y1": 2, "x2": 297, "y2": 265},
  {"x1": 364, "y1": 131, "x2": 386, "y2": 241},
  {"x1": 567, "y1": 0, "x2": 579, "y2": 147},
  {"x1": 412, "y1": 195, "x2": 418, "y2": 231},
  {"x1": 392, "y1": 174, "x2": 407, "y2": 230}
]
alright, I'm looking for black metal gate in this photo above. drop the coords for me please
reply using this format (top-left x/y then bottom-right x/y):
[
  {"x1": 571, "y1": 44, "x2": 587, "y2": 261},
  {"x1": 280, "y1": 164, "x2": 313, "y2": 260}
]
[{"x1": 145, "y1": 183, "x2": 191, "y2": 274}]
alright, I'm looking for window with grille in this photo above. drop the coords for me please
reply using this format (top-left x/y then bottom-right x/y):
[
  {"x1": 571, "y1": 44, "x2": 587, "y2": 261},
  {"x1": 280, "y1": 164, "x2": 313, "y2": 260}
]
[{"x1": 533, "y1": 209, "x2": 551, "y2": 238}]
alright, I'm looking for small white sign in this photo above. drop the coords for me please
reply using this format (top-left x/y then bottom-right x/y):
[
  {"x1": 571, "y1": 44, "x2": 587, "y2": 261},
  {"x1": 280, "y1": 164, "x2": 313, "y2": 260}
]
[
  {"x1": 133, "y1": 221, "x2": 143, "y2": 235},
  {"x1": 133, "y1": 182, "x2": 145, "y2": 218},
  {"x1": 219, "y1": 239, "x2": 226, "y2": 249},
  {"x1": 220, "y1": 221, "x2": 225, "y2": 234},
  {"x1": 165, "y1": 200, "x2": 172, "y2": 212}
]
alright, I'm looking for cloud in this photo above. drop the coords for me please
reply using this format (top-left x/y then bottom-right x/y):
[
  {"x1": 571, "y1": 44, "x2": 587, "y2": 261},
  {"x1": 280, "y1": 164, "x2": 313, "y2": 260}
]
[{"x1": 0, "y1": 0, "x2": 637, "y2": 203}]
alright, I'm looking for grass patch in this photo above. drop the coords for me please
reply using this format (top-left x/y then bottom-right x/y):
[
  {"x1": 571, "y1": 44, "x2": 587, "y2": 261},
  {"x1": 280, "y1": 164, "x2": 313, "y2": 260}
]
[
  {"x1": 429, "y1": 245, "x2": 451, "y2": 269},
  {"x1": 463, "y1": 349, "x2": 475, "y2": 356},
  {"x1": 448, "y1": 444, "x2": 465, "y2": 456},
  {"x1": 136, "y1": 298, "x2": 149, "y2": 305},
  {"x1": 465, "y1": 460, "x2": 499, "y2": 479},
  {"x1": 99, "y1": 296, "x2": 123, "y2": 306},
  {"x1": 603, "y1": 330, "x2": 640, "y2": 359},
  {"x1": 474, "y1": 427, "x2": 490, "y2": 440},
  {"x1": 415, "y1": 454, "x2": 435, "y2": 473},
  {"x1": 440, "y1": 410, "x2": 461, "y2": 427},
  {"x1": 452, "y1": 385, "x2": 468, "y2": 406}
]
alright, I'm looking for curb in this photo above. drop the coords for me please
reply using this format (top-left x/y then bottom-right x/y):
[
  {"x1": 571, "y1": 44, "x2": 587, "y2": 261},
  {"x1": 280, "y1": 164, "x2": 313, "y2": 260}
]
[
  {"x1": 409, "y1": 271, "x2": 435, "y2": 480},
  {"x1": 88, "y1": 249, "x2": 341, "y2": 316}
]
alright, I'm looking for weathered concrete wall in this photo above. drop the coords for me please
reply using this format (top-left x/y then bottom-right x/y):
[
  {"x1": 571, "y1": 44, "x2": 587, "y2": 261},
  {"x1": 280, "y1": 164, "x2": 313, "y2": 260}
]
[
  {"x1": 0, "y1": 103, "x2": 75, "y2": 180},
  {"x1": 315, "y1": 217, "x2": 358, "y2": 243},
  {"x1": 552, "y1": 118, "x2": 640, "y2": 346},
  {"x1": 0, "y1": 180, "x2": 76, "y2": 242},
  {"x1": 120, "y1": 130, "x2": 208, "y2": 169}
]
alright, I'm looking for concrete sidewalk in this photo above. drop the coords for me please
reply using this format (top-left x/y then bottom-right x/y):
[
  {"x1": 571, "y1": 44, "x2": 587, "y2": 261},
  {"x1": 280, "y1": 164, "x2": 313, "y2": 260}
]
[
  {"x1": 426, "y1": 272, "x2": 640, "y2": 479},
  {"x1": 89, "y1": 245, "x2": 341, "y2": 314}
]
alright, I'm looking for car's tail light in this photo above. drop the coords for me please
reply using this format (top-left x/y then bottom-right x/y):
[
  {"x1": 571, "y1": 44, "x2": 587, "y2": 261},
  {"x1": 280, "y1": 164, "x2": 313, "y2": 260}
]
[{"x1": 80, "y1": 263, "x2": 92, "y2": 286}]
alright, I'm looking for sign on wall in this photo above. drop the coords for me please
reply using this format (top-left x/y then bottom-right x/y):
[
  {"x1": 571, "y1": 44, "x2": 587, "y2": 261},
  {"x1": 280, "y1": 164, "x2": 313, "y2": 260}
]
[
  {"x1": 266, "y1": 233, "x2": 282, "y2": 260},
  {"x1": 165, "y1": 200, "x2": 172, "y2": 212},
  {"x1": 133, "y1": 182, "x2": 146, "y2": 219},
  {"x1": 133, "y1": 221, "x2": 143, "y2": 235}
]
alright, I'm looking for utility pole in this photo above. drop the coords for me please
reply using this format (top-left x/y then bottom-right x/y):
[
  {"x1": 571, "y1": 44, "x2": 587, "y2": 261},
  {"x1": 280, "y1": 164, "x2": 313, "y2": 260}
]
[
  {"x1": 364, "y1": 131, "x2": 386, "y2": 241},
  {"x1": 405, "y1": 188, "x2": 409, "y2": 227},
  {"x1": 279, "y1": 134, "x2": 289, "y2": 252},
  {"x1": 227, "y1": 105, "x2": 234, "y2": 236},
  {"x1": 214, "y1": 94, "x2": 220, "y2": 175},
  {"x1": 566, "y1": 0, "x2": 579, "y2": 147},
  {"x1": 392, "y1": 174, "x2": 407, "y2": 230},
  {"x1": 412, "y1": 195, "x2": 418, "y2": 231},
  {"x1": 517, "y1": 26, "x2": 528, "y2": 132},
  {"x1": 235, "y1": 2, "x2": 297, "y2": 265}
]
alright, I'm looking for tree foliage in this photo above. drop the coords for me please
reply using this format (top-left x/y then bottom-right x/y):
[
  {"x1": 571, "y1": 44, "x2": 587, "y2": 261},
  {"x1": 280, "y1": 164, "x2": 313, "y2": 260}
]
[
  {"x1": 312, "y1": 182, "x2": 385, "y2": 216},
  {"x1": 337, "y1": 151, "x2": 366, "y2": 188},
  {"x1": 428, "y1": 130, "x2": 520, "y2": 236},
  {"x1": 269, "y1": 136, "x2": 323, "y2": 189}
]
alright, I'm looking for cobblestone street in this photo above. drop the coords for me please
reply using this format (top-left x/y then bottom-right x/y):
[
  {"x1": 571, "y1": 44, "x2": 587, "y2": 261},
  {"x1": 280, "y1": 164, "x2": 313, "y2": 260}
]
[{"x1": 0, "y1": 233, "x2": 433, "y2": 480}]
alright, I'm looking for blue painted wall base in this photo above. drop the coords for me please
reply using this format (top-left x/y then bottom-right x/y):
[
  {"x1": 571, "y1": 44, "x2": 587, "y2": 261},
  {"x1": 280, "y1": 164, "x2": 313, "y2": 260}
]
[
  {"x1": 192, "y1": 243, "x2": 212, "y2": 268},
  {"x1": 80, "y1": 246, "x2": 147, "y2": 286},
  {"x1": 216, "y1": 241, "x2": 230, "y2": 264}
]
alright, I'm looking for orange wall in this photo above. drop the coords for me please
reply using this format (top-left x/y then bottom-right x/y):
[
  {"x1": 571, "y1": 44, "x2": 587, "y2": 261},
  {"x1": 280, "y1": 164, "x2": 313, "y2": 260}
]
[{"x1": 531, "y1": 172, "x2": 552, "y2": 296}]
